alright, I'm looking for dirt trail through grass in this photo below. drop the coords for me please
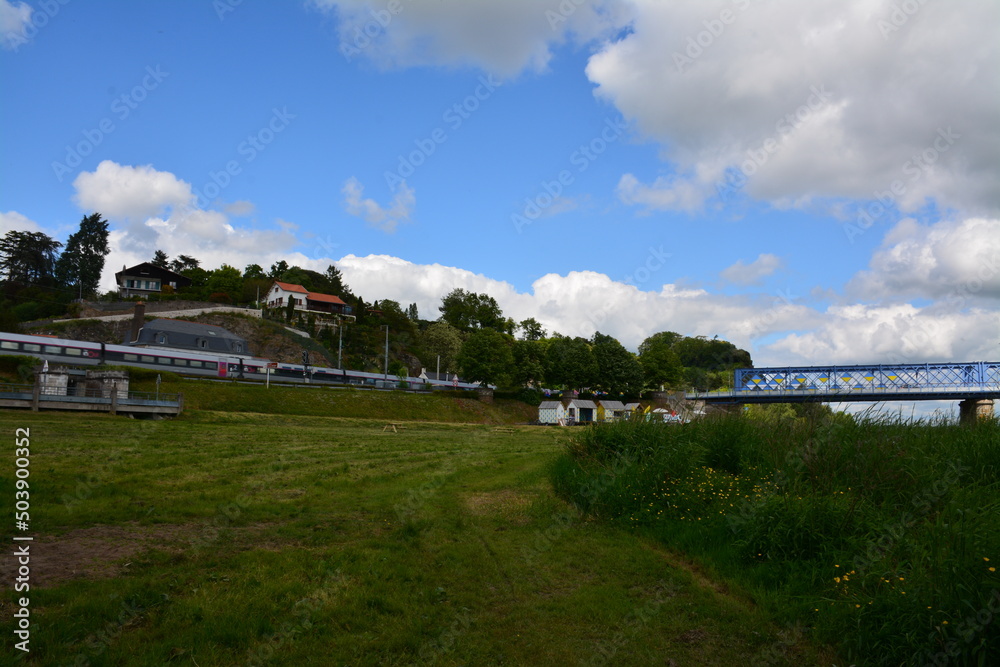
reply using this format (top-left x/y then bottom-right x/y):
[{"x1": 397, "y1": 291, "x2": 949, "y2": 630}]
[{"x1": 1, "y1": 411, "x2": 838, "y2": 665}]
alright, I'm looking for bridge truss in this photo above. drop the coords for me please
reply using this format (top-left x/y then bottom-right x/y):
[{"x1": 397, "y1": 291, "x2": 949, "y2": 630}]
[{"x1": 689, "y1": 361, "x2": 1000, "y2": 404}]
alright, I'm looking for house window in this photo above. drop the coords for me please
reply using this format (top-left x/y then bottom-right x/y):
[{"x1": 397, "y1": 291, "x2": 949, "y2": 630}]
[
  {"x1": 233, "y1": 343, "x2": 242, "y2": 353},
  {"x1": 158, "y1": 334, "x2": 168, "y2": 344},
  {"x1": 197, "y1": 339, "x2": 207, "y2": 349}
]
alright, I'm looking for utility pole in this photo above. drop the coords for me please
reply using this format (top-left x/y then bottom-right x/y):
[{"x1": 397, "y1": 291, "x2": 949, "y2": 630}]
[
  {"x1": 383, "y1": 325, "x2": 389, "y2": 379},
  {"x1": 436, "y1": 355, "x2": 440, "y2": 381},
  {"x1": 338, "y1": 321, "x2": 344, "y2": 369}
]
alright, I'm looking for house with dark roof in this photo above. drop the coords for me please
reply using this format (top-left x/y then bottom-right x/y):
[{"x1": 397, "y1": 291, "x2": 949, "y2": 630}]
[
  {"x1": 115, "y1": 263, "x2": 191, "y2": 298},
  {"x1": 128, "y1": 318, "x2": 249, "y2": 355},
  {"x1": 265, "y1": 281, "x2": 354, "y2": 318}
]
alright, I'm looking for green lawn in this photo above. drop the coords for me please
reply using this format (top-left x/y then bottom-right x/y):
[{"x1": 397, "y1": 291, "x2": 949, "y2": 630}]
[{"x1": 0, "y1": 410, "x2": 838, "y2": 665}]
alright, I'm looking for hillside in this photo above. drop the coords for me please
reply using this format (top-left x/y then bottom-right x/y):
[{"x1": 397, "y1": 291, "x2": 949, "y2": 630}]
[{"x1": 25, "y1": 307, "x2": 334, "y2": 366}]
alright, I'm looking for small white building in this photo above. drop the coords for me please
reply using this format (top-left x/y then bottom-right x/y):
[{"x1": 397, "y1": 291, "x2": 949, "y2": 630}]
[
  {"x1": 266, "y1": 281, "x2": 309, "y2": 310},
  {"x1": 538, "y1": 400, "x2": 567, "y2": 425},
  {"x1": 565, "y1": 399, "x2": 598, "y2": 423}
]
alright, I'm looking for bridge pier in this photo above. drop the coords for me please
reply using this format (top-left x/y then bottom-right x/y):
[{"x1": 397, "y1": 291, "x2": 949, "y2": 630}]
[{"x1": 959, "y1": 399, "x2": 994, "y2": 425}]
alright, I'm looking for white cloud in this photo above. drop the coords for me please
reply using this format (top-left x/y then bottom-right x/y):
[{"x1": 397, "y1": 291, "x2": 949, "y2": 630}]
[
  {"x1": 0, "y1": 210, "x2": 42, "y2": 235},
  {"x1": 848, "y1": 217, "x2": 1000, "y2": 302},
  {"x1": 721, "y1": 253, "x2": 784, "y2": 285},
  {"x1": 0, "y1": 0, "x2": 31, "y2": 51},
  {"x1": 310, "y1": 0, "x2": 631, "y2": 77},
  {"x1": 587, "y1": 0, "x2": 1000, "y2": 215},
  {"x1": 225, "y1": 200, "x2": 256, "y2": 217},
  {"x1": 342, "y1": 177, "x2": 415, "y2": 233},
  {"x1": 73, "y1": 161, "x2": 193, "y2": 222},
  {"x1": 764, "y1": 303, "x2": 1000, "y2": 366},
  {"x1": 63, "y1": 162, "x2": 311, "y2": 291}
]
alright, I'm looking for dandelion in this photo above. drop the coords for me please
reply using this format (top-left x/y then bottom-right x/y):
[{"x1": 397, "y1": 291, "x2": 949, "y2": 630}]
[{"x1": 990, "y1": 567, "x2": 995, "y2": 573}]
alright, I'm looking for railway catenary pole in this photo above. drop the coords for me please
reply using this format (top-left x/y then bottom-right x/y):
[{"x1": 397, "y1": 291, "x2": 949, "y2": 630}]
[{"x1": 383, "y1": 325, "x2": 389, "y2": 380}]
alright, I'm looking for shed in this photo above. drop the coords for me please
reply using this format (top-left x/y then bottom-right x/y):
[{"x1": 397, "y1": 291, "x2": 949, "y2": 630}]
[
  {"x1": 565, "y1": 399, "x2": 598, "y2": 423},
  {"x1": 596, "y1": 400, "x2": 627, "y2": 422},
  {"x1": 537, "y1": 400, "x2": 567, "y2": 425}
]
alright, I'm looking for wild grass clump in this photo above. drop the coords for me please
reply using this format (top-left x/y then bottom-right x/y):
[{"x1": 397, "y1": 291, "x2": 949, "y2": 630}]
[{"x1": 551, "y1": 413, "x2": 1000, "y2": 665}]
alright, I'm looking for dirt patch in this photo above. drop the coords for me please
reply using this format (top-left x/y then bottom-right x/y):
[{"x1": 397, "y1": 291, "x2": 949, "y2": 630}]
[
  {"x1": 645, "y1": 543, "x2": 755, "y2": 609},
  {"x1": 0, "y1": 523, "x2": 189, "y2": 589},
  {"x1": 464, "y1": 489, "x2": 533, "y2": 524}
]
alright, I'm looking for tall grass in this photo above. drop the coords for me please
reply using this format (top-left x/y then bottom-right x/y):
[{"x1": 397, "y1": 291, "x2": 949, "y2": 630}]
[{"x1": 551, "y1": 414, "x2": 1000, "y2": 665}]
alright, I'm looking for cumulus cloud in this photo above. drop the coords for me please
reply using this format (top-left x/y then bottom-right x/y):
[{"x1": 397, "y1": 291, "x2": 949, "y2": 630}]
[
  {"x1": 587, "y1": 0, "x2": 1000, "y2": 215},
  {"x1": 721, "y1": 253, "x2": 784, "y2": 286},
  {"x1": 310, "y1": 0, "x2": 631, "y2": 77},
  {"x1": 73, "y1": 161, "x2": 193, "y2": 222},
  {"x1": 848, "y1": 217, "x2": 1000, "y2": 303},
  {"x1": 0, "y1": 0, "x2": 31, "y2": 50},
  {"x1": 764, "y1": 303, "x2": 1000, "y2": 366},
  {"x1": 342, "y1": 177, "x2": 415, "y2": 233},
  {"x1": 63, "y1": 161, "x2": 307, "y2": 290},
  {"x1": 0, "y1": 210, "x2": 42, "y2": 235}
]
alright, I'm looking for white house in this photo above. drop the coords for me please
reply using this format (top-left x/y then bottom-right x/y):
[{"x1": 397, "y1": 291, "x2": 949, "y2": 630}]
[{"x1": 265, "y1": 281, "x2": 354, "y2": 318}]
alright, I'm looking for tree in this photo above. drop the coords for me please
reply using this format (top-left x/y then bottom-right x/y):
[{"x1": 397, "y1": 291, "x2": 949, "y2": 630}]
[
  {"x1": 54, "y1": 213, "x2": 110, "y2": 298},
  {"x1": 638, "y1": 332, "x2": 685, "y2": 390},
  {"x1": 170, "y1": 254, "x2": 200, "y2": 273},
  {"x1": 512, "y1": 339, "x2": 546, "y2": 387},
  {"x1": 439, "y1": 288, "x2": 506, "y2": 332},
  {"x1": 205, "y1": 264, "x2": 243, "y2": 303},
  {"x1": 592, "y1": 332, "x2": 643, "y2": 395},
  {"x1": 457, "y1": 329, "x2": 514, "y2": 386},
  {"x1": 421, "y1": 321, "x2": 463, "y2": 374},
  {"x1": 243, "y1": 263, "x2": 266, "y2": 280},
  {"x1": 406, "y1": 303, "x2": 419, "y2": 321},
  {"x1": 545, "y1": 336, "x2": 597, "y2": 391},
  {"x1": 324, "y1": 264, "x2": 352, "y2": 299},
  {"x1": 268, "y1": 260, "x2": 289, "y2": 278},
  {"x1": 0, "y1": 231, "x2": 61, "y2": 284},
  {"x1": 151, "y1": 250, "x2": 169, "y2": 268},
  {"x1": 518, "y1": 317, "x2": 546, "y2": 341}
]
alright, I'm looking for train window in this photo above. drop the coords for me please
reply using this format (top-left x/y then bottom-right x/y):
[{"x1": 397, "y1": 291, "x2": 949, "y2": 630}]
[
  {"x1": 64, "y1": 347, "x2": 82, "y2": 356},
  {"x1": 189, "y1": 360, "x2": 203, "y2": 368},
  {"x1": 172, "y1": 359, "x2": 187, "y2": 366},
  {"x1": 1, "y1": 341, "x2": 18, "y2": 350},
  {"x1": 44, "y1": 345, "x2": 62, "y2": 354},
  {"x1": 123, "y1": 354, "x2": 138, "y2": 361},
  {"x1": 23, "y1": 344, "x2": 40, "y2": 352},
  {"x1": 141, "y1": 356, "x2": 156, "y2": 363}
]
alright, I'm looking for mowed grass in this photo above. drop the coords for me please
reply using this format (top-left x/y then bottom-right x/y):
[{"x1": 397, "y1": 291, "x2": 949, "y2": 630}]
[{"x1": 0, "y1": 410, "x2": 838, "y2": 666}]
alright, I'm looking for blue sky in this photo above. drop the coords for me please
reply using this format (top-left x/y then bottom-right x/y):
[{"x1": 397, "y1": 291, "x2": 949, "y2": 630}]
[{"x1": 1, "y1": 0, "x2": 998, "y2": 384}]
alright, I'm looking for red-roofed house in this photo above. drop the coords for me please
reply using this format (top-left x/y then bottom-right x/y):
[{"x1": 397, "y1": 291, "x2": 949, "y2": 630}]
[{"x1": 266, "y1": 281, "x2": 354, "y2": 317}]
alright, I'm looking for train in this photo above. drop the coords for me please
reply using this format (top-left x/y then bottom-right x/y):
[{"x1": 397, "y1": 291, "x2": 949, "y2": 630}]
[{"x1": 0, "y1": 331, "x2": 481, "y2": 390}]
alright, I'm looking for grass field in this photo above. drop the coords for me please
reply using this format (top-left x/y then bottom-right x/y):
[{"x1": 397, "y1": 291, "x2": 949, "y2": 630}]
[{"x1": 0, "y1": 409, "x2": 840, "y2": 666}]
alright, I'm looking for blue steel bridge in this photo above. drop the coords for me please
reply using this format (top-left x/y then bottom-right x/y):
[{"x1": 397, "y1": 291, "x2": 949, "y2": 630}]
[{"x1": 685, "y1": 361, "x2": 1000, "y2": 406}]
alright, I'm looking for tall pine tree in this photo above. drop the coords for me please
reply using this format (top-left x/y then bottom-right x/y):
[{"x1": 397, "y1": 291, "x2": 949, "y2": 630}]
[{"x1": 55, "y1": 213, "x2": 110, "y2": 298}]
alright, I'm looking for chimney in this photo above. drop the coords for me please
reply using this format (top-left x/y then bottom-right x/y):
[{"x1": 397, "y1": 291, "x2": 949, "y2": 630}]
[{"x1": 129, "y1": 302, "x2": 146, "y2": 343}]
